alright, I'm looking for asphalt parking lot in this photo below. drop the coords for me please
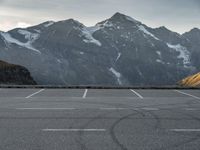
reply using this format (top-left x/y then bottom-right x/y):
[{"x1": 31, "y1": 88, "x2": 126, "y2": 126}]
[{"x1": 0, "y1": 88, "x2": 200, "y2": 150}]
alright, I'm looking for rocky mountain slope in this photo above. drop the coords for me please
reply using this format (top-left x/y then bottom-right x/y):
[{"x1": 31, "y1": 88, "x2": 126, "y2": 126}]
[
  {"x1": 179, "y1": 72, "x2": 200, "y2": 87},
  {"x1": 0, "y1": 60, "x2": 36, "y2": 85},
  {"x1": 0, "y1": 12, "x2": 199, "y2": 86}
]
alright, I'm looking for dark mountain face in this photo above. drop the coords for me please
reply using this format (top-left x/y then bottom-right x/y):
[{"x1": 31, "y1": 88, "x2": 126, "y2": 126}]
[
  {"x1": 182, "y1": 28, "x2": 200, "y2": 70},
  {"x1": 0, "y1": 12, "x2": 199, "y2": 86},
  {"x1": 0, "y1": 60, "x2": 36, "y2": 85},
  {"x1": 0, "y1": 34, "x2": 6, "y2": 49},
  {"x1": 183, "y1": 28, "x2": 200, "y2": 46}
]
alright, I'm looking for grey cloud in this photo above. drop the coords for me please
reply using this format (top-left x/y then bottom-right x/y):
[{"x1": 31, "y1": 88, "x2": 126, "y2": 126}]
[
  {"x1": 2, "y1": 0, "x2": 109, "y2": 10},
  {"x1": 0, "y1": 0, "x2": 199, "y2": 33}
]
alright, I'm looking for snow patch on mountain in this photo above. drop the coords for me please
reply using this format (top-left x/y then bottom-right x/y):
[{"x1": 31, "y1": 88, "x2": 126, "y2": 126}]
[
  {"x1": 138, "y1": 25, "x2": 160, "y2": 40},
  {"x1": 0, "y1": 32, "x2": 41, "y2": 54},
  {"x1": 116, "y1": 52, "x2": 121, "y2": 62},
  {"x1": 97, "y1": 20, "x2": 114, "y2": 29},
  {"x1": 102, "y1": 21, "x2": 114, "y2": 28},
  {"x1": 18, "y1": 29, "x2": 39, "y2": 42},
  {"x1": 57, "y1": 59, "x2": 62, "y2": 63},
  {"x1": 44, "y1": 21, "x2": 54, "y2": 27},
  {"x1": 86, "y1": 26, "x2": 101, "y2": 34},
  {"x1": 125, "y1": 16, "x2": 139, "y2": 24},
  {"x1": 156, "y1": 51, "x2": 161, "y2": 57},
  {"x1": 34, "y1": 29, "x2": 41, "y2": 33},
  {"x1": 156, "y1": 59, "x2": 164, "y2": 64},
  {"x1": 109, "y1": 67, "x2": 122, "y2": 85},
  {"x1": 81, "y1": 27, "x2": 102, "y2": 46},
  {"x1": 86, "y1": 20, "x2": 114, "y2": 34},
  {"x1": 136, "y1": 67, "x2": 143, "y2": 77},
  {"x1": 167, "y1": 43, "x2": 190, "y2": 66}
]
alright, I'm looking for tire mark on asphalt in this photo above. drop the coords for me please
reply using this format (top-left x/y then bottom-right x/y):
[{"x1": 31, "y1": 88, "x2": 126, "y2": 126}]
[
  {"x1": 109, "y1": 110, "x2": 145, "y2": 150},
  {"x1": 144, "y1": 110, "x2": 162, "y2": 131},
  {"x1": 76, "y1": 111, "x2": 110, "y2": 150},
  {"x1": 135, "y1": 109, "x2": 200, "y2": 150},
  {"x1": 155, "y1": 109, "x2": 200, "y2": 150},
  {"x1": 26, "y1": 100, "x2": 131, "y2": 109},
  {"x1": 75, "y1": 101, "x2": 139, "y2": 150}
]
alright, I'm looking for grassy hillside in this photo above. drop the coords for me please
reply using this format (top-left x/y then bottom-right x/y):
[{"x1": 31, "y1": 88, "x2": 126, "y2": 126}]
[{"x1": 179, "y1": 72, "x2": 200, "y2": 87}]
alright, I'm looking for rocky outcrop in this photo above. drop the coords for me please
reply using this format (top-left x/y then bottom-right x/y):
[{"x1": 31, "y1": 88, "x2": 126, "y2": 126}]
[{"x1": 0, "y1": 60, "x2": 37, "y2": 85}]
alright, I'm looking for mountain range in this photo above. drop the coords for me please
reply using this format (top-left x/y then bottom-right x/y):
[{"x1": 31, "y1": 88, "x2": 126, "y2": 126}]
[{"x1": 0, "y1": 12, "x2": 199, "y2": 86}]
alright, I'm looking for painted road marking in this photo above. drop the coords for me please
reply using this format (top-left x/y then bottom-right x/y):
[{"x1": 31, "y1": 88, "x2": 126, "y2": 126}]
[
  {"x1": 42, "y1": 129, "x2": 106, "y2": 132},
  {"x1": 174, "y1": 90, "x2": 200, "y2": 100},
  {"x1": 26, "y1": 89, "x2": 45, "y2": 98},
  {"x1": 170, "y1": 129, "x2": 200, "y2": 132},
  {"x1": 82, "y1": 89, "x2": 88, "y2": 99},
  {"x1": 16, "y1": 108, "x2": 75, "y2": 110},
  {"x1": 142, "y1": 107, "x2": 159, "y2": 111},
  {"x1": 130, "y1": 89, "x2": 143, "y2": 99},
  {"x1": 100, "y1": 108, "x2": 130, "y2": 110},
  {"x1": 16, "y1": 107, "x2": 160, "y2": 111},
  {"x1": 185, "y1": 108, "x2": 197, "y2": 111},
  {"x1": 14, "y1": 107, "x2": 199, "y2": 111}
]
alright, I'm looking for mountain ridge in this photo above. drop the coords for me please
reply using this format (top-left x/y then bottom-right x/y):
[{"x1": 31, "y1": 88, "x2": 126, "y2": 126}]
[
  {"x1": 3, "y1": 12, "x2": 199, "y2": 34},
  {"x1": 0, "y1": 12, "x2": 199, "y2": 86}
]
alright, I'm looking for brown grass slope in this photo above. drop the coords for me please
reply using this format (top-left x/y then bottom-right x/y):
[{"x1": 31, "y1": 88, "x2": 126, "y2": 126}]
[
  {"x1": 179, "y1": 72, "x2": 200, "y2": 87},
  {"x1": 0, "y1": 60, "x2": 37, "y2": 85}
]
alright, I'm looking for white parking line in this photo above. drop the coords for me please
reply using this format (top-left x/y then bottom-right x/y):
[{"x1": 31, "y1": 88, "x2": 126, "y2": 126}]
[
  {"x1": 185, "y1": 108, "x2": 197, "y2": 111},
  {"x1": 100, "y1": 108, "x2": 128, "y2": 110},
  {"x1": 130, "y1": 89, "x2": 143, "y2": 99},
  {"x1": 82, "y1": 89, "x2": 88, "y2": 99},
  {"x1": 16, "y1": 108, "x2": 75, "y2": 110},
  {"x1": 170, "y1": 129, "x2": 200, "y2": 132},
  {"x1": 26, "y1": 89, "x2": 45, "y2": 98},
  {"x1": 15, "y1": 107, "x2": 195, "y2": 111},
  {"x1": 142, "y1": 107, "x2": 159, "y2": 111},
  {"x1": 42, "y1": 129, "x2": 106, "y2": 132},
  {"x1": 174, "y1": 90, "x2": 200, "y2": 100},
  {"x1": 16, "y1": 107, "x2": 142, "y2": 111}
]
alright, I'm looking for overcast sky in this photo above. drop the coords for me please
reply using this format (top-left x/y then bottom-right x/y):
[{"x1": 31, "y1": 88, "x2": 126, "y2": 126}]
[{"x1": 0, "y1": 0, "x2": 199, "y2": 33}]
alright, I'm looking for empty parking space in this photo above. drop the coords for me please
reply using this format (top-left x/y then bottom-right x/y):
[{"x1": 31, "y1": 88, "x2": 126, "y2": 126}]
[
  {"x1": 29, "y1": 89, "x2": 85, "y2": 98},
  {"x1": 87, "y1": 89, "x2": 139, "y2": 98},
  {"x1": 0, "y1": 88, "x2": 39, "y2": 98},
  {"x1": 178, "y1": 89, "x2": 200, "y2": 97},
  {"x1": 135, "y1": 89, "x2": 189, "y2": 98}
]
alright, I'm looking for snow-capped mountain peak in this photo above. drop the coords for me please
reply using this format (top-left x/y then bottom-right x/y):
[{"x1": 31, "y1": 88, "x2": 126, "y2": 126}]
[
  {"x1": 60, "y1": 19, "x2": 83, "y2": 27},
  {"x1": 110, "y1": 12, "x2": 140, "y2": 24},
  {"x1": 0, "y1": 12, "x2": 199, "y2": 86},
  {"x1": 43, "y1": 21, "x2": 55, "y2": 27}
]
